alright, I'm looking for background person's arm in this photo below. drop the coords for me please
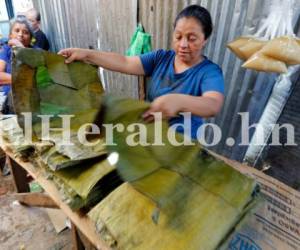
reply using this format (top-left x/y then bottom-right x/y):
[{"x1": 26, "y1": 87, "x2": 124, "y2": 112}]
[
  {"x1": 0, "y1": 60, "x2": 11, "y2": 84},
  {"x1": 58, "y1": 48, "x2": 145, "y2": 76}
]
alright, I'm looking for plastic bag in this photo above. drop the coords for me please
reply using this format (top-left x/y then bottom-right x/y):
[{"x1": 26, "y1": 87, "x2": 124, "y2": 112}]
[
  {"x1": 244, "y1": 0, "x2": 300, "y2": 166},
  {"x1": 239, "y1": 39, "x2": 267, "y2": 60},
  {"x1": 126, "y1": 23, "x2": 152, "y2": 56},
  {"x1": 227, "y1": 0, "x2": 300, "y2": 73},
  {"x1": 227, "y1": 37, "x2": 266, "y2": 60},
  {"x1": 261, "y1": 36, "x2": 300, "y2": 65},
  {"x1": 242, "y1": 52, "x2": 288, "y2": 73}
]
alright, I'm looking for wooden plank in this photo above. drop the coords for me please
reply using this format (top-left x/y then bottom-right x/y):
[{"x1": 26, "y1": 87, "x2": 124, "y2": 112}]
[
  {"x1": 1, "y1": 146, "x2": 111, "y2": 250},
  {"x1": 71, "y1": 222, "x2": 86, "y2": 250},
  {"x1": 8, "y1": 156, "x2": 30, "y2": 193},
  {"x1": 14, "y1": 193, "x2": 58, "y2": 208},
  {"x1": 0, "y1": 150, "x2": 6, "y2": 175},
  {"x1": 46, "y1": 208, "x2": 68, "y2": 233}
]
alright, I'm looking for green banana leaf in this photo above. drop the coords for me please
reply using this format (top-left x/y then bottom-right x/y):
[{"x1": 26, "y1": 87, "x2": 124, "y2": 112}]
[
  {"x1": 36, "y1": 66, "x2": 53, "y2": 89},
  {"x1": 39, "y1": 133, "x2": 107, "y2": 171},
  {"x1": 33, "y1": 155, "x2": 122, "y2": 210},
  {"x1": 12, "y1": 47, "x2": 104, "y2": 126},
  {"x1": 89, "y1": 181, "x2": 259, "y2": 250},
  {"x1": 12, "y1": 48, "x2": 105, "y2": 169},
  {"x1": 87, "y1": 95, "x2": 261, "y2": 249},
  {"x1": 14, "y1": 47, "x2": 45, "y2": 68},
  {"x1": 10, "y1": 48, "x2": 261, "y2": 250},
  {"x1": 0, "y1": 116, "x2": 35, "y2": 158},
  {"x1": 45, "y1": 52, "x2": 77, "y2": 89}
]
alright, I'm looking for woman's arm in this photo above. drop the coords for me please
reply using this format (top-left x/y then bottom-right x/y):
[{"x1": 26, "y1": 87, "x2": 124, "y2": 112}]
[
  {"x1": 0, "y1": 60, "x2": 11, "y2": 84},
  {"x1": 58, "y1": 48, "x2": 145, "y2": 76},
  {"x1": 143, "y1": 92, "x2": 224, "y2": 120}
]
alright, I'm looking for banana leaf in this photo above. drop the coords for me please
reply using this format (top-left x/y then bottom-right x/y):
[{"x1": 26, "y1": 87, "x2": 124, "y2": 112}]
[
  {"x1": 33, "y1": 155, "x2": 123, "y2": 210},
  {"x1": 0, "y1": 116, "x2": 34, "y2": 158},
  {"x1": 45, "y1": 52, "x2": 76, "y2": 89},
  {"x1": 14, "y1": 47, "x2": 45, "y2": 68},
  {"x1": 36, "y1": 66, "x2": 53, "y2": 89},
  {"x1": 12, "y1": 48, "x2": 105, "y2": 167},
  {"x1": 97, "y1": 96, "x2": 257, "y2": 196},
  {"x1": 39, "y1": 133, "x2": 107, "y2": 171},
  {"x1": 12, "y1": 47, "x2": 104, "y2": 128},
  {"x1": 88, "y1": 95, "x2": 261, "y2": 249},
  {"x1": 97, "y1": 96, "x2": 200, "y2": 181},
  {"x1": 89, "y1": 182, "x2": 259, "y2": 250}
]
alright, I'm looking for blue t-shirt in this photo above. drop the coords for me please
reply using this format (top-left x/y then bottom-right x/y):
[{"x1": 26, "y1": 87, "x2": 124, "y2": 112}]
[
  {"x1": 0, "y1": 44, "x2": 12, "y2": 95},
  {"x1": 140, "y1": 49, "x2": 224, "y2": 139}
]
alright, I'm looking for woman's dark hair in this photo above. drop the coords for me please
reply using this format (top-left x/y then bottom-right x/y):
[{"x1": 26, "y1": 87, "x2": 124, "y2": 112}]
[{"x1": 174, "y1": 5, "x2": 213, "y2": 40}]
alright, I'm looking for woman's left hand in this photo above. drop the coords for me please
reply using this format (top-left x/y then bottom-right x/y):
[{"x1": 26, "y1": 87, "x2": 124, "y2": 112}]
[{"x1": 143, "y1": 94, "x2": 182, "y2": 122}]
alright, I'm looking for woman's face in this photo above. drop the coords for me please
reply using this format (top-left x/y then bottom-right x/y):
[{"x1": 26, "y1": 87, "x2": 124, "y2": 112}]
[
  {"x1": 173, "y1": 17, "x2": 207, "y2": 65},
  {"x1": 10, "y1": 23, "x2": 31, "y2": 47}
]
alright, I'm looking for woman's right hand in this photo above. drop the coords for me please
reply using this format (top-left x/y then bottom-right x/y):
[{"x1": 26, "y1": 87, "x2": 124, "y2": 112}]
[
  {"x1": 8, "y1": 39, "x2": 25, "y2": 48},
  {"x1": 58, "y1": 48, "x2": 90, "y2": 64}
]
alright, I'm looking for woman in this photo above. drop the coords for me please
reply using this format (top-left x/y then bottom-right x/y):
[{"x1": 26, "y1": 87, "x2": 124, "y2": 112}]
[
  {"x1": 59, "y1": 5, "x2": 224, "y2": 139},
  {"x1": 0, "y1": 18, "x2": 35, "y2": 89},
  {"x1": 0, "y1": 18, "x2": 35, "y2": 176},
  {"x1": 0, "y1": 17, "x2": 35, "y2": 114}
]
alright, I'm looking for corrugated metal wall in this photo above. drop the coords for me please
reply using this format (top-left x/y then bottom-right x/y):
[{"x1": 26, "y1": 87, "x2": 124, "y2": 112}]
[
  {"x1": 97, "y1": 0, "x2": 138, "y2": 99},
  {"x1": 33, "y1": 0, "x2": 300, "y2": 162}
]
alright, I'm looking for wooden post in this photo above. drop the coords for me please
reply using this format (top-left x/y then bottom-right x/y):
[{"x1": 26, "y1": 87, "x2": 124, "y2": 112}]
[
  {"x1": 71, "y1": 222, "x2": 85, "y2": 250},
  {"x1": 14, "y1": 193, "x2": 58, "y2": 208},
  {"x1": 7, "y1": 156, "x2": 30, "y2": 193}
]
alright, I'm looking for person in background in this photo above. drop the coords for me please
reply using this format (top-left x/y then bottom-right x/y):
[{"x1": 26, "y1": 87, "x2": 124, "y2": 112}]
[
  {"x1": 59, "y1": 5, "x2": 224, "y2": 140},
  {"x1": 0, "y1": 17, "x2": 35, "y2": 93},
  {"x1": 0, "y1": 17, "x2": 36, "y2": 175},
  {"x1": 26, "y1": 8, "x2": 50, "y2": 51}
]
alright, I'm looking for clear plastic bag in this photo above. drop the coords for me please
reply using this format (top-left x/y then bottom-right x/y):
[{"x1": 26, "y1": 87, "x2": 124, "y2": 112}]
[{"x1": 227, "y1": 0, "x2": 300, "y2": 73}]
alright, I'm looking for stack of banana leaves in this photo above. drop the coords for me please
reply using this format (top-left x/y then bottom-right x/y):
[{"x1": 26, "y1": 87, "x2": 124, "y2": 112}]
[
  {"x1": 11, "y1": 48, "x2": 261, "y2": 249},
  {"x1": 11, "y1": 48, "x2": 123, "y2": 210},
  {"x1": 88, "y1": 96, "x2": 261, "y2": 250},
  {"x1": 0, "y1": 115, "x2": 34, "y2": 158}
]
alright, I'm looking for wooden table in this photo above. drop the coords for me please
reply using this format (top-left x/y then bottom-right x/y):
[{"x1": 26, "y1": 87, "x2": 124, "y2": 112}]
[{"x1": 1, "y1": 144, "x2": 111, "y2": 250}]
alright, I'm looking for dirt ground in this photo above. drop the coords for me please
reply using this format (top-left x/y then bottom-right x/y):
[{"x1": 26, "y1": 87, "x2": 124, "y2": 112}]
[{"x1": 0, "y1": 175, "x2": 72, "y2": 250}]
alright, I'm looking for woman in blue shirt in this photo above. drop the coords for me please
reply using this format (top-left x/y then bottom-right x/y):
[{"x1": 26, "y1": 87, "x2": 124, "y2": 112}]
[
  {"x1": 0, "y1": 18, "x2": 35, "y2": 91},
  {"x1": 0, "y1": 18, "x2": 35, "y2": 114},
  {"x1": 59, "y1": 5, "x2": 224, "y2": 139}
]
